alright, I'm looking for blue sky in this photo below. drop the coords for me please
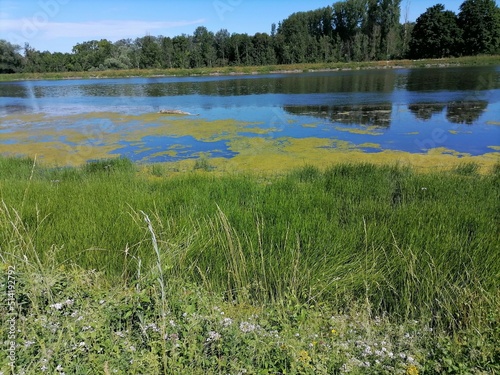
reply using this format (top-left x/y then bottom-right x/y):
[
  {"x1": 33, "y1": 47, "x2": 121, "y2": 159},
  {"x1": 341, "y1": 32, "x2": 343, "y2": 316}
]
[{"x1": 0, "y1": 0, "x2": 468, "y2": 53}]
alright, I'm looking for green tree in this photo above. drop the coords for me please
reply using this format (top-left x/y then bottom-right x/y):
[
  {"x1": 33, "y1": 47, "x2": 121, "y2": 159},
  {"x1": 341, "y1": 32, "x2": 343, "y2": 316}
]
[
  {"x1": 332, "y1": 0, "x2": 366, "y2": 60},
  {"x1": 0, "y1": 40, "x2": 23, "y2": 73},
  {"x1": 191, "y1": 26, "x2": 216, "y2": 68},
  {"x1": 72, "y1": 39, "x2": 114, "y2": 70},
  {"x1": 137, "y1": 35, "x2": 161, "y2": 69},
  {"x1": 409, "y1": 4, "x2": 462, "y2": 58},
  {"x1": 172, "y1": 35, "x2": 190, "y2": 68},
  {"x1": 158, "y1": 36, "x2": 174, "y2": 69},
  {"x1": 252, "y1": 33, "x2": 276, "y2": 65},
  {"x1": 458, "y1": 0, "x2": 500, "y2": 55}
]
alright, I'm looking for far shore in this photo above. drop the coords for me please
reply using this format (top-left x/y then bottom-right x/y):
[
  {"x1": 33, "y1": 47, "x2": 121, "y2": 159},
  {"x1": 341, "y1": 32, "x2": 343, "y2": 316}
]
[{"x1": 1, "y1": 55, "x2": 499, "y2": 82}]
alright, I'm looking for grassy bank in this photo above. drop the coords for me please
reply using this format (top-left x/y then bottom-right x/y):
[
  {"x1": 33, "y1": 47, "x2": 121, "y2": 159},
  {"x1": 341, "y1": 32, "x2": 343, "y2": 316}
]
[
  {"x1": 1, "y1": 55, "x2": 499, "y2": 82},
  {"x1": 1, "y1": 157, "x2": 499, "y2": 374}
]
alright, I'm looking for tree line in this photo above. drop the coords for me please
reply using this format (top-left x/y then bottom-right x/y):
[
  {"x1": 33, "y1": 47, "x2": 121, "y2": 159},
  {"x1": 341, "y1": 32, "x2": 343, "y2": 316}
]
[{"x1": 1, "y1": 0, "x2": 499, "y2": 74}]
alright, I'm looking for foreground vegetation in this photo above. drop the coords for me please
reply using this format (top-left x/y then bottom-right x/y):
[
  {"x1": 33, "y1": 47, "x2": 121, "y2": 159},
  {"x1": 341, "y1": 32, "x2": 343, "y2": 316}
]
[{"x1": 1, "y1": 157, "x2": 499, "y2": 374}]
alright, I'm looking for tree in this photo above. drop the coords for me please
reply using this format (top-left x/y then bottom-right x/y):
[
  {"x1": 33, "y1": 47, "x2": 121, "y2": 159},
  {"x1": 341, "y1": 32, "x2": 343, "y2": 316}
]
[
  {"x1": 0, "y1": 40, "x2": 23, "y2": 73},
  {"x1": 137, "y1": 35, "x2": 161, "y2": 69},
  {"x1": 215, "y1": 29, "x2": 231, "y2": 66},
  {"x1": 458, "y1": 0, "x2": 500, "y2": 55},
  {"x1": 409, "y1": 4, "x2": 462, "y2": 58},
  {"x1": 72, "y1": 39, "x2": 114, "y2": 70},
  {"x1": 332, "y1": 0, "x2": 366, "y2": 60},
  {"x1": 172, "y1": 35, "x2": 190, "y2": 68},
  {"x1": 191, "y1": 26, "x2": 216, "y2": 68}
]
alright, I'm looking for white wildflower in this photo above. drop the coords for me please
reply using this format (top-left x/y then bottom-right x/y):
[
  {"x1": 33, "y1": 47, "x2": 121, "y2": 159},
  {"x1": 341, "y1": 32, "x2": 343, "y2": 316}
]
[
  {"x1": 221, "y1": 317, "x2": 233, "y2": 327},
  {"x1": 50, "y1": 303, "x2": 63, "y2": 310},
  {"x1": 206, "y1": 331, "x2": 221, "y2": 342},
  {"x1": 239, "y1": 321, "x2": 258, "y2": 333}
]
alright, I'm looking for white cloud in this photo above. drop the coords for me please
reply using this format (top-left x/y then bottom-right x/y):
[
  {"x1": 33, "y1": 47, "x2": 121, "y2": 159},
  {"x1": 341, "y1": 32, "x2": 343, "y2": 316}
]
[{"x1": 0, "y1": 18, "x2": 205, "y2": 41}]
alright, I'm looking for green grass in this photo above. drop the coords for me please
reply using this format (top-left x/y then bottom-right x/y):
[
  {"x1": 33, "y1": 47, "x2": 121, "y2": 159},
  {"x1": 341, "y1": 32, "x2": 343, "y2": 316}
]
[
  {"x1": 1, "y1": 55, "x2": 499, "y2": 81},
  {"x1": 1, "y1": 157, "x2": 499, "y2": 374}
]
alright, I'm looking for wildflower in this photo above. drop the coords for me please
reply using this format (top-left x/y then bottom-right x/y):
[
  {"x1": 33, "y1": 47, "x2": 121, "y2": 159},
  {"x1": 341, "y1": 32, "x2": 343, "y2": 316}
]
[
  {"x1": 221, "y1": 317, "x2": 233, "y2": 327},
  {"x1": 40, "y1": 365, "x2": 48, "y2": 372},
  {"x1": 24, "y1": 340, "x2": 35, "y2": 348},
  {"x1": 50, "y1": 303, "x2": 64, "y2": 310},
  {"x1": 406, "y1": 364, "x2": 419, "y2": 375},
  {"x1": 331, "y1": 328, "x2": 337, "y2": 335},
  {"x1": 206, "y1": 331, "x2": 221, "y2": 342},
  {"x1": 239, "y1": 321, "x2": 257, "y2": 333},
  {"x1": 297, "y1": 350, "x2": 311, "y2": 364}
]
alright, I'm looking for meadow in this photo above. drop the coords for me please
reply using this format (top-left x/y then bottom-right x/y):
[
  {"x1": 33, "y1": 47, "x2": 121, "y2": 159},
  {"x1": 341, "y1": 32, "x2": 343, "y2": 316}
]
[{"x1": 0, "y1": 156, "x2": 499, "y2": 374}]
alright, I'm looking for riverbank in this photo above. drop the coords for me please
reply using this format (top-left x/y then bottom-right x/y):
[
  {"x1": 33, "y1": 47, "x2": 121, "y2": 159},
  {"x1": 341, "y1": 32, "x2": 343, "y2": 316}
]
[
  {"x1": 0, "y1": 156, "x2": 498, "y2": 374},
  {"x1": 1, "y1": 55, "x2": 499, "y2": 82}
]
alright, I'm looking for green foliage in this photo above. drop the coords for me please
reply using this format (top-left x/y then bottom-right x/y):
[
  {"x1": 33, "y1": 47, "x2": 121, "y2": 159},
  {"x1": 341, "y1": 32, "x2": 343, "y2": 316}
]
[
  {"x1": 458, "y1": 0, "x2": 500, "y2": 55},
  {"x1": 409, "y1": 4, "x2": 463, "y2": 58},
  {"x1": 0, "y1": 40, "x2": 23, "y2": 73}
]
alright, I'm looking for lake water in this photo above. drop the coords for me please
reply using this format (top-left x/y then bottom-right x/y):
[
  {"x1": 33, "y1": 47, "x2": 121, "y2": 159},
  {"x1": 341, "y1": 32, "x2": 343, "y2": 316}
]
[{"x1": 0, "y1": 66, "x2": 499, "y2": 165}]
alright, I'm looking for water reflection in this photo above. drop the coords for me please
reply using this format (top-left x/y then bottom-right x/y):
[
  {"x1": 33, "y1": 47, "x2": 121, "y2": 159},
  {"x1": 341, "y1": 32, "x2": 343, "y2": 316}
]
[
  {"x1": 0, "y1": 70, "x2": 399, "y2": 99},
  {"x1": 405, "y1": 66, "x2": 499, "y2": 92},
  {"x1": 408, "y1": 103, "x2": 446, "y2": 120},
  {"x1": 446, "y1": 101, "x2": 488, "y2": 125},
  {"x1": 286, "y1": 99, "x2": 489, "y2": 127},
  {"x1": 284, "y1": 104, "x2": 393, "y2": 127}
]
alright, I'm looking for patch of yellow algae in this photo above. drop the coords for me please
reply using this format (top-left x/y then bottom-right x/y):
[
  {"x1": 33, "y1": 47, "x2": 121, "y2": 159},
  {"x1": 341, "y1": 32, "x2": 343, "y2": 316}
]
[
  {"x1": 204, "y1": 137, "x2": 499, "y2": 175},
  {"x1": 334, "y1": 126, "x2": 383, "y2": 136},
  {"x1": 0, "y1": 113, "x2": 271, "y2": 166},
  {"x1": 486, "y1": 121, "x2": 500, "y2": 125},
  {"x1": 0, "y1": 141, "x2": 119, "y2": 166},
  {"x1": 302, "y1": 123, "x2": 318, "y2": 128},
  {"x1": 358, "y1": 142, "x2": 382, "y2": 149},
  {"x1": 405, "y1": 132, "x2": 419, "y2": 135},
  {"x1": 2, "y1": 112, "x2": 498, "y2": 174}
]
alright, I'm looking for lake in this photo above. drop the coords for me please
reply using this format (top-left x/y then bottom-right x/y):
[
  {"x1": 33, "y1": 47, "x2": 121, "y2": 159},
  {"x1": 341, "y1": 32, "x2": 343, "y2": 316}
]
[{"x1": 0, "y1": 66, "x2": 499, "y2": 167}]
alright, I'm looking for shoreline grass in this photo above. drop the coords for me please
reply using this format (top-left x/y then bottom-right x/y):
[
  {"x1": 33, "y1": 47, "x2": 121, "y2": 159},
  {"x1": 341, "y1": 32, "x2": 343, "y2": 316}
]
[
  {"x1": 0, "y1": 55, "x2": 499, "y2": 82},
  {"x1": 1, "y1": 156, "x2": 499, "y2": 374}
]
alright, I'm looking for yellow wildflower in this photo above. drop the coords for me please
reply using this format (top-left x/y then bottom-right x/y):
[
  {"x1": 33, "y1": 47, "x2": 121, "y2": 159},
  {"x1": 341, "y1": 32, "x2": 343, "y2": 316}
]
[
  {"x1": 406, "y1": 364, "x2": 419, "y2": 375},
  {"x1": 298, "y1": 350, "x2": 311, "y2": 364}
]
